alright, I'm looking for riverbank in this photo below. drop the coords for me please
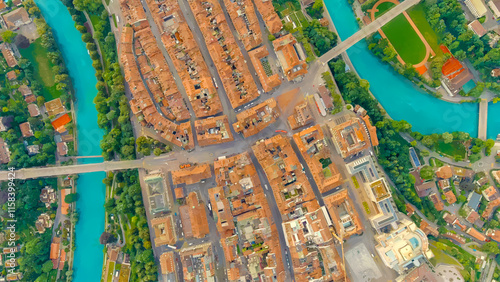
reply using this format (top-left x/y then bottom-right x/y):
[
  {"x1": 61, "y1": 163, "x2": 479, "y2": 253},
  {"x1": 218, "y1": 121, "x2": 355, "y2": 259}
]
[{"x1": 34, "y1": 0, "x2": 106, "y2": 281}]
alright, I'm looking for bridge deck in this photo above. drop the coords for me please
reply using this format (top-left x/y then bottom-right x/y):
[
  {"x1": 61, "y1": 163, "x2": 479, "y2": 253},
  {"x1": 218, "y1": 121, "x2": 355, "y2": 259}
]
[
  {"x1": 478, "y1": 99, "x2": 488, "y2": 140},
  {"x1": 319, "y1": 0, "x2": 420, "y2": 64}
]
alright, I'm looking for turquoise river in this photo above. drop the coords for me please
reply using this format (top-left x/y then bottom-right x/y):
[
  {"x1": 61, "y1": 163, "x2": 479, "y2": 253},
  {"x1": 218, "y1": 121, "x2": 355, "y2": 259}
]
[
  {"x1": 35, "y1": 0, "x2": 105, "y2": 281},
  {"x1": 31, "y1": 0, "x2": 499, "y2": 280},
  {"x1": 325, "y1": 0, "x2": 500, "y2": 139}
]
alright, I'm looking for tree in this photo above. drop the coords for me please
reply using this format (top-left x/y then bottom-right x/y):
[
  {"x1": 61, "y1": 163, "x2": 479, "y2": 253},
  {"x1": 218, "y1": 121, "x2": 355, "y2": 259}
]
[
  {"x1": 64, "y1": 192, "x2": 79, "y2": 203},
  {"x1": 42, "y1": 260, "x2": 53, "y2": 273},
  {"x1": 421, "y1": 150, "x2": 430, "y2": 157},
  {"x1": 455, "y1": 50, "x2": 466, "y2": 61},
  {"x1": 420, "y1": 166, "x2": 434, "y2": 180},
  {"x1": 2, "y1": 30, "x2": 17, "y2": 43},
  {"x1": 442, "y1": 132, "x2": 453, "y2": 144},
  {"x1": 153, "y1": 148, "x2": 162, "y2": 156},
  {"x1": 268, "y1": 34, "x2": 275, "y2": 41},
  {"x1": 481, "y1": 242, "x2": 500, "y2": 255},
  {"x1": 422, "y1": 136, "x2": 435, "y2": 148}
]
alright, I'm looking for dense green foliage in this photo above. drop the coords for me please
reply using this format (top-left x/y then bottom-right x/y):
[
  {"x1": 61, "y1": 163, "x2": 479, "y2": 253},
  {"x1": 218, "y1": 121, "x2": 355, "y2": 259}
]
[
  {"x1": 61, "y1": 0, "x2": 135, "y2": 161},
  {"x1": 423, "y1": 0, "x2": 500, "y2": 93},
  {"x1": 103, "y1": 170, "x2": 157, "y2": 282},
  {"x1": 306, "y1": 0, "x2": 324, "y2": 19},
  {"x1": 0, "y1": 178, "x2": 59, "y2": 281}
]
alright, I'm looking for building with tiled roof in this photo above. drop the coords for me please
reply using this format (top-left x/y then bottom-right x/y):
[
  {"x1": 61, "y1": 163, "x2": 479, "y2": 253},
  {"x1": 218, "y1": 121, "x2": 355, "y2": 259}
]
[
  {"x1": 273, "y1": 34, "x2": 308, "y2": 81},
  {"x1": 19, "y1": 122, "x2": 33, "y2": 138},
  {"x1": 440, "y1": 45, "x2": 474, "y2": 95},
  {"x1": 44, "y1": 98, "x2": 65, "y2": 116},
  {"x1": 482, "y1": 185, "x2": 499, "y2": 201},
  {"x1": 171, "y1": 163, "x2": 212, "y2": 185},
  {"x1": 283, "y1": 205, "x2": 345, "y2": 281},
  {"x1": 211, "y1": 152, "x2": 286, "y2": 280},
  {"x1": 50, "y1": 237, "x2": 61, "y2": 268},
  {"x1": 466, "y1": 227, "x2": 487, "y2": 242},
  {"x1": 194, "y1": 115, "x2": 234, "y2": 147},
  {"x1": 437, "y1": 179, "x2": 450, "y2": 190},
  {"x1": 252, "y1": 134, "x2": 316, "y2": 216},
  {"x1": 222, "y1": 0, "x2": 262, "y2": 50},
  {"x1": 328, "y1": 114, "x2": 375, "y2": 159},
  {"x1": 6, "y1": 70, "x2": 16, "y2": 81},
  {"x1": 35, "y1": 213, "x2": 52, "y2": 234},
  {"x1": 482, "y1": 197, "x2": 500, "y2": 219},
  {"x1": 419, "y1": 220, "x2": 439, "y2": 237},
  {"x1": 468, "y1": 20, "x2": 487, "y2": 37},
  {"x1": 40, "y1": 186, "x2": 57, "y2": 208},
  {"x1": 27, "y1": 103, "x2": 40, "y2": 117},
  {"x1": 145, "y1": 0, "x2": 223, "y2": 118},
  {"x1": 486, "y1": 228, "x2": 500, "y2": 242},
  {"x1": 18, "y1": 84, "x2": 31, "y2": 96},
  {"x1": 151, "y1": 215, "x2": 177, "y2": 247},
  {"x1": 174, "y1": 187, "x2": 184, "y2": 199},
  {"x1": 375, "y1": 218, "x2": 433, "y2": 274},
  {"x1": 324, "y1": 189, "x2": 363, "y2": 239},
  {"x1": 411, "y1": 170, "x2": 434, "y2": 197},
  {"x1": 293, "y1": 124, "x2": 342, "y2": 193},
  {"x1": 179, "y1": 192, "x2": 209, "y2": 239},
  {"x1": 436, "y1": 165, "x2": 452, "y2": 179},
  {"x1": 1, "y1": 43, "x2": 17, "y2": 68},
  {"x1": 253, "y1": 0, "x2": 282, "y2": 34},
  {"x1": 443, "y1": 189, "x2": 457, "y2": 204},
  {"x1": 51, "y1": 113, "x2": 71, "y2": 133},
  {"x1": 466, "y1": 210, "x2": 480, "y2": 225},
  {"x1": 2, "y1": 8, "x2": 31, "y2": 31},
  {"x1": 160, "y1": 252, "x2": 176, "y2": 276},
  {"x1": 0, "y1": 138, "x2": 10, "y2": 164},
  {"x1": 429, "y1": 193, "x2": 444, "y2": 211},
  {"x1": 248, "y1": 46, "x2": 281, "y2": 92},
  {"x1": 24, "y1": 94, "x2": 36, "y2": 104},
  {"x1": 318, "y1": 85, "x2": 334, "y2": 111},
  {"x1": 57, "y1": 142, "x2": 68, "y2": 156},
  {"x1": 60, "y1": 189, "x2": 70, "y2": 215},
  {"x1": 188, "y1": 0, "x2": 259, "y2": 109},
  {"x1": 233, "y1": 98, "x2": 280, "y2": 137},
  {"x1": 287, "y1": 101, "x2": 314, "y2": 130},
  {"x1": 396, "y1": 263, "x2": 439, "y2": 282},
  {"x1": 179, "y1": 243, "x2": 215, "y2": 282}
]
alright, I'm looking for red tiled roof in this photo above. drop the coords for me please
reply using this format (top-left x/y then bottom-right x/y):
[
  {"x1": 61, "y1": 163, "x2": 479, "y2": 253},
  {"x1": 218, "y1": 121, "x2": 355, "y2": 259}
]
[{"x1": 51, "y1": 114, "x2": 71, "y2": 130}]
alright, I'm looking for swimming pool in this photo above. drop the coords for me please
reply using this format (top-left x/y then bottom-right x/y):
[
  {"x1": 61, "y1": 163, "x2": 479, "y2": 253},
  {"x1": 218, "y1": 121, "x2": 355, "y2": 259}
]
[{"x1": 462, "y1": 79, "x2": 476, "y2": 94}]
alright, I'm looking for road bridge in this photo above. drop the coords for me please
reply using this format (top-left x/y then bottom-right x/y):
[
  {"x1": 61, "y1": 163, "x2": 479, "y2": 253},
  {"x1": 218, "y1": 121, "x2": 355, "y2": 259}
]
[
  {"x1": 478, "y1": 99, "x2": 488, "y2": 140},
  {"x1": 318, "y1": 0, "x2": 421, "y2": 64}
]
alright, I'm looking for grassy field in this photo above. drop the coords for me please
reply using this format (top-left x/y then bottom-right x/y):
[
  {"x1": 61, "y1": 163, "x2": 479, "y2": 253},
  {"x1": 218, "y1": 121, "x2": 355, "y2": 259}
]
[
  {"x1": 374, "y1": 2, "x2": 395, "y2": 18},
  {"x1": 107, "y1": 261, "x2": 115, "y2": 282},
  {"x1": 19, "y1": 38, "x2": 62, "y2": 100},
  {"x1": 381, "y1": 14, "x2": 427, "y2": 65},
  {"x1": 437, "y1": 140, "x2": 466, "y2": 158},
  {"x1": 408, "y1": 3, "x2": 442, "y2": 56},
  {"x1": 429, "y1": 243, "x2": 462, "y2": 267}
]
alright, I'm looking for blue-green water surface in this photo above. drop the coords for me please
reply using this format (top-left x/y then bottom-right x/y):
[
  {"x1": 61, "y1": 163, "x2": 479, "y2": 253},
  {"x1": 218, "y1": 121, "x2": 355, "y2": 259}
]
[
  {"x1": 35, "y1": 0, "x2": 105, "y2": 281},
  {"x1": 324, "y1": 0, "x2": 500, "y2": 138}
]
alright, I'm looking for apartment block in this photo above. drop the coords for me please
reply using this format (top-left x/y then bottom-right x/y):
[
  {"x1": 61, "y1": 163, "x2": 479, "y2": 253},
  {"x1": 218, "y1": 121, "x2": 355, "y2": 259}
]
[
  {"x1": 194, "y1": 115, "x2": 234, "y2": 147},
  {"x1": 188, "y1": 0, "x2": 259, "y2": 108},
  {"x1": 328, "y1": 113, "x2": 378, "y2": 159},
  {"x1": 233, "y1": 98, "x2": 280, "y2": 137},
  {"x1": 248, "y1": 46, "x2": 281, "y2": 92},
  {"x1": 145, "y1": 0, "x2": 223, "y2": 118},
  {"x1": 222, "y1": 0, "x2": 262, "y2": 50},
  {"x1": 287, "y1": 101, "x2": 313, "y2": 130},
  {"x1": 252, "y1": 134, "x2": 316, "y2": 216},
  {"x1": 273, "y1": 34, "x2": 307, "y2": 81},
  {"x1": 323, "y1": 189, "x2": 363, "y2": 239},
  {"x1": 253, "y1": 0, "x2": 283, "y2": 34},
  {"x1": 293, "y1": 125, "x2": 342, "y2": 193}
]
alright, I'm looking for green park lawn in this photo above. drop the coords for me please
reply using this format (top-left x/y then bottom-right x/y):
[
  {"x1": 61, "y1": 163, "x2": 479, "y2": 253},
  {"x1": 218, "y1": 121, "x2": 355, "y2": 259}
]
[
  {"x1": 429, "y1": 243, "x2": 462, "y2": 267},
  {"x1": 436, "y1": 140, "x2": 466, "y2": 158},
  {"x1": 374, "y1": 2, "x2": 395, "y2": 18},
  {"x1": 19, "y1": 38, "x2": 62, "y2": 100},
  {"x1": 408, "y1": 3, "x2": 442, "y2": 56},
  {"x1": 380, "y1": 14, "x2": 427, "y2": 65}
]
